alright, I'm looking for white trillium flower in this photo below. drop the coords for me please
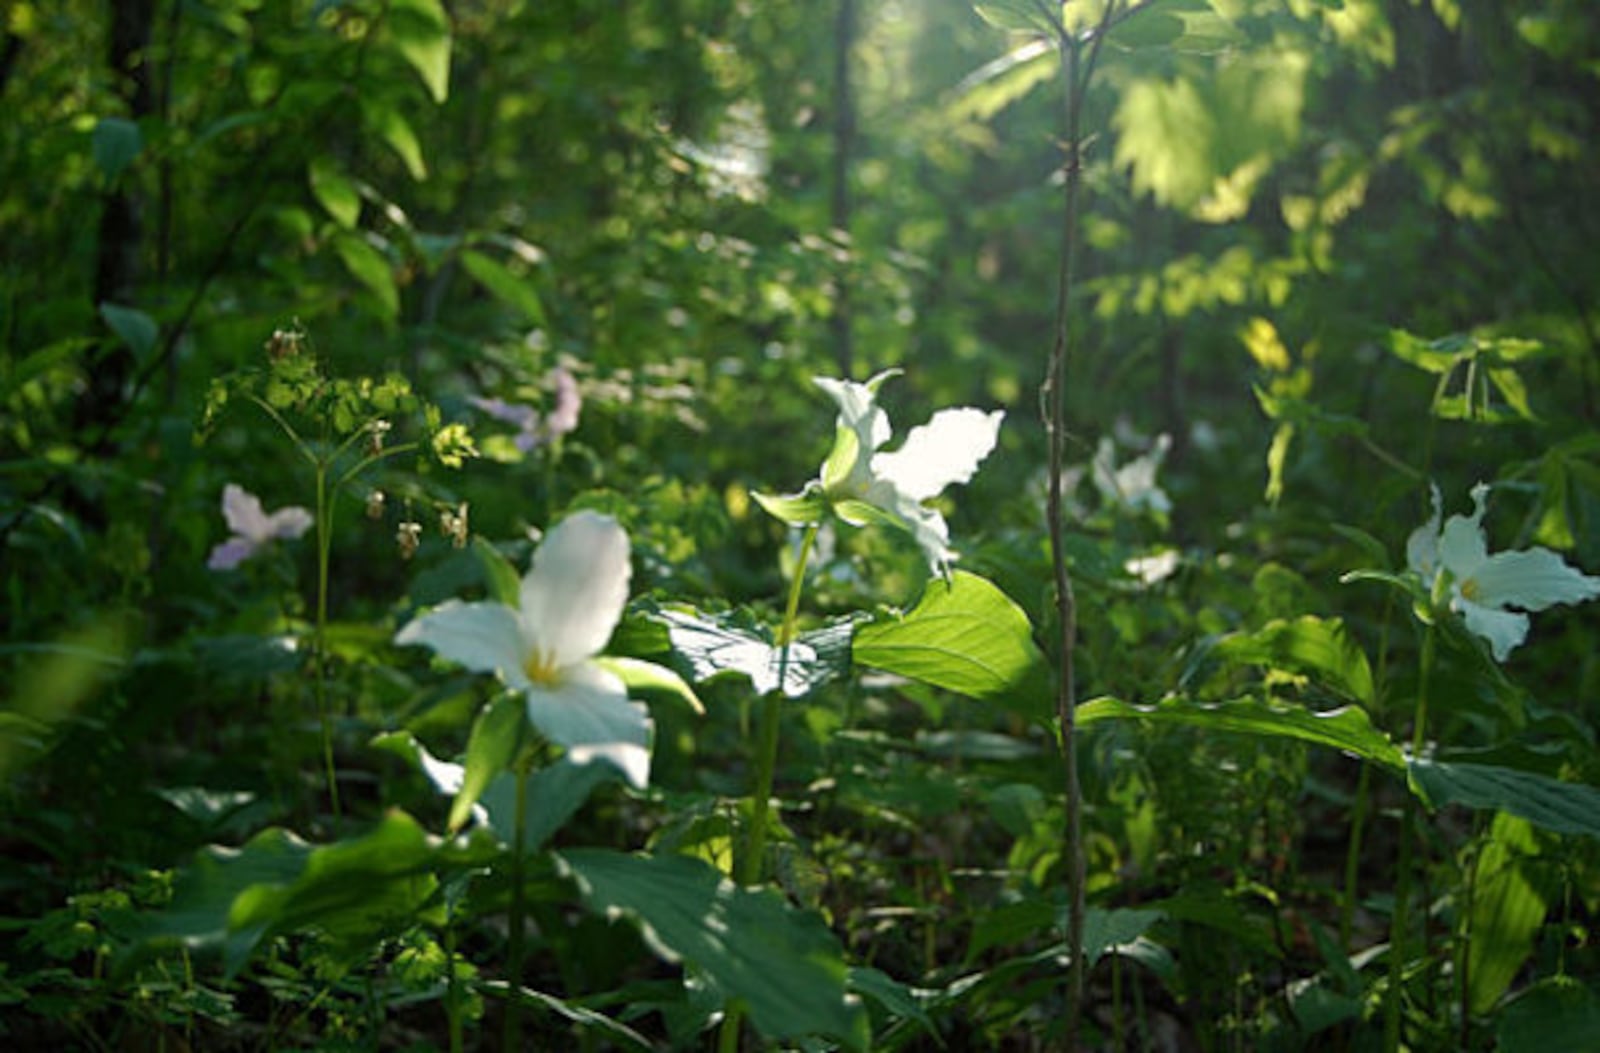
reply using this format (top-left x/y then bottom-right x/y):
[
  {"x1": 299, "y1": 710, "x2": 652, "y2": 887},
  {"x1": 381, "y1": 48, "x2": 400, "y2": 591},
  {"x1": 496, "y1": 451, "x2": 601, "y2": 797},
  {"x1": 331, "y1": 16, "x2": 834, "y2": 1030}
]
[
  {"x1": 1406, "y1": 482, "x2": 1600, "y2": 662},
  {"x1": 1091, "y1": 434, "x2": 1172, "y2": 515},
  {"x1": 812, "y1": 370, "x2": 1004, "y2": 570},
  {"x1": 395, "y1": 510, "x2": 652, "y2": 787},
  {"x1": 207, "y1": 483, "x2": 313, "y2": 570}
]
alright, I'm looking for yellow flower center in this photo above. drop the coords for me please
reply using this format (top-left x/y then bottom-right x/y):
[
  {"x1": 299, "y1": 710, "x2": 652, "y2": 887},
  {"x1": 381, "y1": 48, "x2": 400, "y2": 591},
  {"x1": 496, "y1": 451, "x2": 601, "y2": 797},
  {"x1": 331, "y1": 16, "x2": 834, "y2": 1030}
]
[
  {"x1": 523, "y1": 649, "x2": 562, "y2": 687},
  {"x1": 1459, "y1": 577, "x2": 1481, "y2": 602}
]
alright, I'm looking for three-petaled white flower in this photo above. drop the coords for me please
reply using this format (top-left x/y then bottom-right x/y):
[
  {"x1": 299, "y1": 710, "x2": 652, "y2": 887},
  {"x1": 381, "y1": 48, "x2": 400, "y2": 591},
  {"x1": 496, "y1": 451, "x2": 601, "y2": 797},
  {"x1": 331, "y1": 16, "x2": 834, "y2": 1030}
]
[
  {"x1": 1406, "y1": 482, "x2": 1600, "y2": 662},
  {"x1": 762, "y1": 370, "x2": 1002, "y2": 571},
  {"x1": 1091, "y1": 434, "x2": 1172, "y2": 515},
  {"x1": 395, "y1": 510, "x2": 651, "y2": 787},
  {"x1": 207, "y1": 483, "x2": 313, "y2": 570}
]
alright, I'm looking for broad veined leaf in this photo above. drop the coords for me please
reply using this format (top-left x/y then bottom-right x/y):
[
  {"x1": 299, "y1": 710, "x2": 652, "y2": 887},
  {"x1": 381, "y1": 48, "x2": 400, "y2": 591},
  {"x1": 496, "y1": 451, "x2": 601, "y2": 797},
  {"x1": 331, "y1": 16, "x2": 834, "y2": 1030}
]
[
  {"x1": 1467, "y1": 813, "x2": 1547, "y2": 1014},
  {"x1": 1407, "y1": 758, "x2": 1600, "y2": 839},
  {"x1": 1201, "y1": 615, "x2": 1374, "y2": 704},
  {"x1": 460, "y1": 248, "x2": 546, "y2": 325},
  {"x1": 654, "y1": 606, "x2": 852, "y2": 698},
  {"x1": 128, "y1": 812, "x2": 440, "y2": 976},
  {"x1": 1078, "y1": 695, "x2": 1405, "y2": 770},
  {"x1": 556, "y1": 849, "x2": 869, "y2": 1051},
  {"x1": 308, "y1": 157, "x2": 361, "y2": 228},
  {"x1": 388, "y1": 0, "x2": 452, "y2": 103},
  {"x1": 853, "y1": 571, "x2": 1049, "y2": 719},
  {"x1": 1076, "y1": 906, "x2": 1166, "y2": 967},
  {"x1": 480, "y1": 760, "x2": 618, "y2": 854},
  {"x1": 946, "y1": 38, "x2": 1054, "y2": 124},
  {"x1": 1497, "y1": 976, "x2": 1600, "y2": 1052}
]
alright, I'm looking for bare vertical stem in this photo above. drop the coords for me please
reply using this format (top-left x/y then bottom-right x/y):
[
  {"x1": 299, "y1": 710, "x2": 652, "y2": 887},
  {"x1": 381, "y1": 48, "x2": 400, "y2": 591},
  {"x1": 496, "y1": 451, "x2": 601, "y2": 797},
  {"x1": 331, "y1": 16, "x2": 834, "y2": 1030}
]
[{"x1": 1038, "y1": 4, "x2": 1120, "y2": 1046}]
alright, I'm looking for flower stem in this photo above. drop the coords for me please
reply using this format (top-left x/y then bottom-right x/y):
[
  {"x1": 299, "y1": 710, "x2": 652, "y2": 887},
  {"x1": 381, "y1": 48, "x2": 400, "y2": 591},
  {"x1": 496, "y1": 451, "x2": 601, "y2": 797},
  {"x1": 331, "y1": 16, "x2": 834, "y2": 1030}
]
[
  {"x1": 313, "y1": 462, "x2": 341, "y2": 820},
  {"x1": 720, "y1": 523, "x2": 819, "y2": 1053},
  {"x1": 1384, "y1": 621, "x2": 1435, "y2": 1052},
  {"x1": 740, "y1": 521, "x2": 818, "y2": 887},
  {"x1": 504, "y1": 763, "x2": 530, "y2": 1049}
]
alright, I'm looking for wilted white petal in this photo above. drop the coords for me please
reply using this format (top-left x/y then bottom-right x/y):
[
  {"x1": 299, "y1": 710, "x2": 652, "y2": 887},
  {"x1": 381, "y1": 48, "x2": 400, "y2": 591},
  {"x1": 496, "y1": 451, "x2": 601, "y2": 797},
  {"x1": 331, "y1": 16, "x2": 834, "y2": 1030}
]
[
  {"x1": 1470, "y1": 548, "x2": 1600, "y2": 612},
  {"x1": 262, "y1": 505, "x2": 313, "y2": 541},
  {"x1": 1437, "y1": 509, "x2": 1489, "y2": 580},
  {"x1": 815, "y1": 373, "x2": 894, "y2": 454},
  {"x1": 207, "y1": 536, "x2": 258, "y2": 571},
  {"x1": 519, "y1": 512, "x2": 631, "y2": 667},
  {"x1": 1455, "y1": 597, "x2": 1529, "y2": 663},
  {"x1": 1405, "y1": 484, "x2": 1443, "y2": 578},
  {"x1": 396, "y1": 601, "x2": 532, "y2": 689},
  {"x1": 873, "y1": 407, "x2": 1003, "y2": 502},
  {"x1": 222, "y1": 484, "x2": 272, "y2": 540},
  {"x1": 525, "y1": 664, "x2": 652, "y2": 788}
]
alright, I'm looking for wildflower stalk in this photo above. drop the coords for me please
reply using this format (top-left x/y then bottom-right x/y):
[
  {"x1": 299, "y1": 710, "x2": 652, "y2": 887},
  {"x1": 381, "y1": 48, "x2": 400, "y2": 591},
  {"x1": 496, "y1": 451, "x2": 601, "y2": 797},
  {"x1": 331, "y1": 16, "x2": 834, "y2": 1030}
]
[
  {"x1": 504, "y1": 760, "x2": 531, "y2": 1049},
  {"x1": 1037, "y1": 2, "x2": 1121, "y2": 1044},
  {"x1": 1384, "y1": 620, "x2": 1436, "y2": 1051},
  {"x1": 720, "y1": 522, "x2": 820, "y2": 1053},
  {"x1": 248, "y1": 394, "x2": 417, "y2": 820}
]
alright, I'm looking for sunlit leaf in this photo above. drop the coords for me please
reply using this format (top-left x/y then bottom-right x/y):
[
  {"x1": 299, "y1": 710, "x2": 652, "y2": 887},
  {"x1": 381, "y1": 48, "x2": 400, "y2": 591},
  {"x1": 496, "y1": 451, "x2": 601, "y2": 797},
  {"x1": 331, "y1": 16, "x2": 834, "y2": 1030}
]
[
  {"x1": 1468, "y1": 813, "x2": 1546, "y2": 1014},
  {"x1": 654, "y1": 606, "x2": 851, "y2": 698},
  {"x1": 556, "y1": 849, "x2": 869, "y2": 1050},
  {"x1": 1203, "y1": 616, "x2": 1374, "y2": 705},
  {"x1": 854, "y1": 571, "x2": 1049, "y2": 719},
  {"x1": 309, "y1": 157, "x2": 361, "y2": 228},
  {"x1": 594, "y1": 655, "x2": 705, "y2": 715},
  {"x1": 388, "y1": 0, "x2": 452, "y2": 103},
  {"x1": 1078, "y1": 695, "x2": 1405, "y2": 770}
]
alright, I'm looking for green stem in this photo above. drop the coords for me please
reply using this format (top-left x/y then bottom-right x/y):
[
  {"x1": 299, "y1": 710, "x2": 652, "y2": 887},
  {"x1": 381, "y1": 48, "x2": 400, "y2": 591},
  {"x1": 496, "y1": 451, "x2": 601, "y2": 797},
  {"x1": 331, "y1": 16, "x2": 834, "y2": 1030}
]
[
  {"x1": 720, "y1": 522, "x2": 819, "y2": 1053},
  {"x1": 739, "y1": 521, "x2": 818, "y2": 887},
  {"x1": 313, "y1": 463, "x2": 341, "y2": 820},
  {"x1": 1384, "y1": 622, "x2": 1436, "y2": 1052},
  {"x1": 504, "y1": 764, "x2": 530, "y2": 1049}
]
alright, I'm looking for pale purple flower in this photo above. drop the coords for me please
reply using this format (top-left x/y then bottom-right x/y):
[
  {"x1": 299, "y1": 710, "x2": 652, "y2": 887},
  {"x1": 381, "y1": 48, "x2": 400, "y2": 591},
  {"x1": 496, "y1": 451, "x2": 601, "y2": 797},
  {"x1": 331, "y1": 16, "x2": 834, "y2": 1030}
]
[
  {"x1": 207, "y1": 483, "x2": 313, "y2": 570},
  {"x1": 469, "y1": 368, "x2": 582, "y2": 453}
]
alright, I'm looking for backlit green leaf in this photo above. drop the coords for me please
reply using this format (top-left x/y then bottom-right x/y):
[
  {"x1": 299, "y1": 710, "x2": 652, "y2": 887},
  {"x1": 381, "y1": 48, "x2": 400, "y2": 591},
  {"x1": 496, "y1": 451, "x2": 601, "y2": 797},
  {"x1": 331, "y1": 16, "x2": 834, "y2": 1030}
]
[
  {"x1": 309, "y1": 157, "x2": 361, "y2": 229},
  {"x1": 854, "y1": 571, "x2": 1049, "y2": 719},
  {"x1": 460, "y1": 249, "x2": 545, "y2": 325},
  {"x1": 1205, "y1": 616, "x2": 1374, "y2": 704},
  {"x1": 388, "y1": 0, "x2": 452, "y2": 103},
  {"x1": 1078, "y1": 695, "x2": 1405, "y2": 770},
  {"x1": 452, "y1": 693, "x2": 524, "y2": 832},
  {"x1": 332, "y1": 231, "x2": 400, "y2": 318},
  {"x1": 556, "y1": 849, "x2": 869, "y2": 1050}
]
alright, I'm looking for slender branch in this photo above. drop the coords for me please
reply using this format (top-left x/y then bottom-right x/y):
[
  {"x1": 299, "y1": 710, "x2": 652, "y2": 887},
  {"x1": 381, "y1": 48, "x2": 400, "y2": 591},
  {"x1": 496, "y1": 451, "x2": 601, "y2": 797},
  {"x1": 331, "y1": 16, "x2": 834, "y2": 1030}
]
[{"x1": 1041, "y1": 3, "x2": 1120, "y2": 1049}]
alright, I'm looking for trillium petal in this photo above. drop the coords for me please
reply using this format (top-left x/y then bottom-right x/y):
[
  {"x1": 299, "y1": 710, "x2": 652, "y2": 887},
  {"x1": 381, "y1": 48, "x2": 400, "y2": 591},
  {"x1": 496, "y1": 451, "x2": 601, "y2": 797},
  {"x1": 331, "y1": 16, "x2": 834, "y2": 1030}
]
[
  {"x1": 1437, "y1": 510, "x2": 1489, "y2": 581},
  {"x1": 395, "y1": 600, "x2": 531, "y2": 689},
  {"x1": 872, "y1": 407, "x2": 1003, "y2": 502},
  {"x1": 1405, "y1": 484, "x2": 1443, "y2": 578},
  {"x1": 520, "y1": 511, "x2": 631, "y2": 666},
  {"x1": 221, "y1": 484, "x2": 273, "y2": 541},
  {"x1": 524, "y1": 663, "x2": 651, "y2": 788},
  {"x1": 815, "y1": 373, "x2": 895, "y2": 457},
  {"x1": 1454, "y1": 595, "x2": 1529, "y2": 662},
  {"x1": 207, "y1": 536, "x2": 258, "y2": 570},
  {"x1": 263, "y1": 506, "x2": 313, "y2": 541},
  {"x1": 1470, "y1": 549, "x2": 1600, "y2": 613}
]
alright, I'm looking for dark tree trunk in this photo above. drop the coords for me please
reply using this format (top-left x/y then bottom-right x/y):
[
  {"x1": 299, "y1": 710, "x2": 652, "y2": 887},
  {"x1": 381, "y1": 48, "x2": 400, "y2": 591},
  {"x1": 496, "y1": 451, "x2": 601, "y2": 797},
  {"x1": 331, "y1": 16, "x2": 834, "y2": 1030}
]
[{"x1": 75, "y1": 0, "x2": 157, "y2": 449}]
